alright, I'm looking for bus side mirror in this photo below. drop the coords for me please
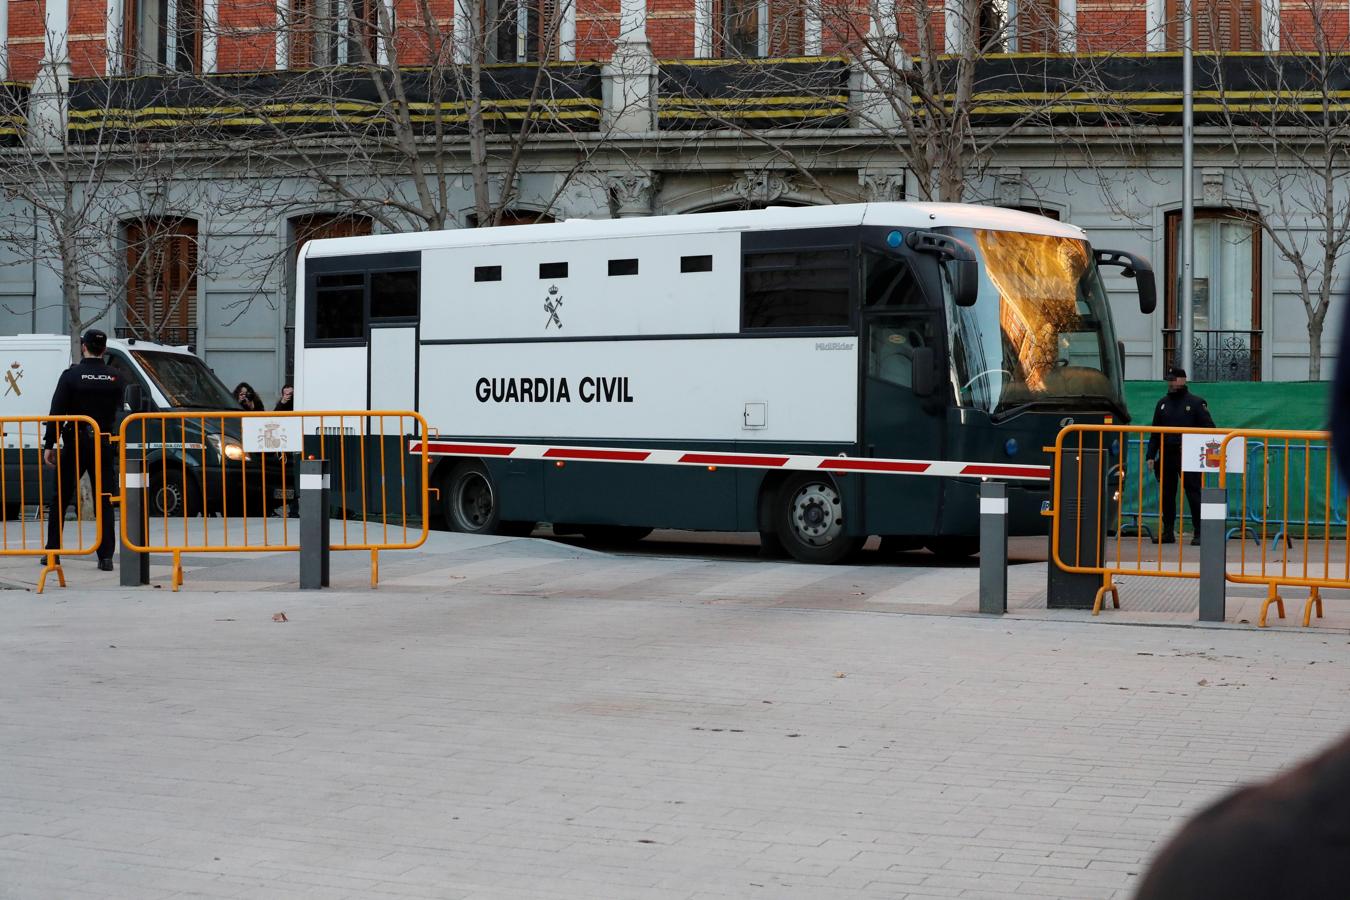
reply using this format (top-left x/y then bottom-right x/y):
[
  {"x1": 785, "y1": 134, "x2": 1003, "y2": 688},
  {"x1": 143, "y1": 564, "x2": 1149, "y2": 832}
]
[
  {"x1": 912, "y1": 347, "x2": 936, "y2": 397},
  {"x1": 907, "y1": 230, "x2": 978, "y2": 307},
  {"x1": 1095, "y1": 249, "x2": 1156, "y2": 315}
]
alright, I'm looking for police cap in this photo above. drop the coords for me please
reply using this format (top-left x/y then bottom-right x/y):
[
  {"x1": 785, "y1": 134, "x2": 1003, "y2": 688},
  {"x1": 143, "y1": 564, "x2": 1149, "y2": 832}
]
[
  {"x1": 81, "y1": 329, "x2": 107, "y2": 354},
  {"x1": 1165, "y1": 366, "x2": 1187, "y2": 380}
]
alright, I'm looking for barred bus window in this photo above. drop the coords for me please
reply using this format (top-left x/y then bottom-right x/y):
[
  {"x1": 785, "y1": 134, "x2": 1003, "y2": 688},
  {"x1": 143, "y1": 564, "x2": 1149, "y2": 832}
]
[
  {"x1": 608, "y1": 258, "x2": 639, "y2": 276},
  {"x1": 315, "y1": 273, "x2": 365, "y2": 340},
  {"x1": 540, "y1": 262, "x2": 568, "y2": 279},
  {"x1": 681, "y1": 255, "x2": 713, "y2": 273},
  {"x1": 371, "y1": 270, "x2": 418, "y2": 319},
  {"x1": 475, "y1": 265, "x2": 502, "y2": 282},
  {"x1": 741, "y1": 249, "x2": 851, "y2": 329}
]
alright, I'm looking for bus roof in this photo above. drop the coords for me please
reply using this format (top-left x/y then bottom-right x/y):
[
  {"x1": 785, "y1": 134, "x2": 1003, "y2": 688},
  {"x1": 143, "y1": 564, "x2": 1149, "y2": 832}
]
[{"x1": 300, "y1": 202, "x2": 1087, "y2": 259}]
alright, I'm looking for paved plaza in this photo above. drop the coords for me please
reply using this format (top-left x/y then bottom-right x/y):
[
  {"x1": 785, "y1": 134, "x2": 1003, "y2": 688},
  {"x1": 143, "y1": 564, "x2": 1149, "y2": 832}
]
[{"x1": 3, "y1": 531, "x2": 1350, "y2": 899}]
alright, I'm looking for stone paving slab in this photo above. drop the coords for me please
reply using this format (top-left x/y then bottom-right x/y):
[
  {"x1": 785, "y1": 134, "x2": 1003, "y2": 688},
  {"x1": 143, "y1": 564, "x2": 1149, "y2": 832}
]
[{"x1": 3, "y1": 529, "x2": 1350, "y2": 898}]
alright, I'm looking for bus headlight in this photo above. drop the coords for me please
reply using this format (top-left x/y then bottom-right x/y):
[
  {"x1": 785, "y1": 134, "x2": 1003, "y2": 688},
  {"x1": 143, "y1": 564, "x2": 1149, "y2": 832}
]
[{"x1": 207, "y1": 434, "x2": 249, "y2": 462}]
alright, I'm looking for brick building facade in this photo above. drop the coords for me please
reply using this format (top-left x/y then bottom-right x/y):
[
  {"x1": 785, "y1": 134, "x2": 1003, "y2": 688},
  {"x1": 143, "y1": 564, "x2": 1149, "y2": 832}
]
[{"x1": 1, "y1": 1, "x2": 1347, "y2": 398}]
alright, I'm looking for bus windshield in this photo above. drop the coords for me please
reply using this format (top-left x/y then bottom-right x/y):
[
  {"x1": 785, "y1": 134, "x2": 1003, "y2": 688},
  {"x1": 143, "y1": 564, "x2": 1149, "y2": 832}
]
[
  {"x1": 939, "y1": 227, "x2": 1122, "y2": 416},
  {"x1": 132, "y1": 350, "x2": 238, "y2": 410}
]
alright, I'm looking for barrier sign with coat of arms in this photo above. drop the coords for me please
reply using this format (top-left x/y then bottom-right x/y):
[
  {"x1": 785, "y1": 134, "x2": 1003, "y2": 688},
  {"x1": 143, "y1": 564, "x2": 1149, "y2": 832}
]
[
  {"x1": 1181, "y1": 433, "x2": 1244, "y2": 474},
  {"x1": 243, "y1": 418, "x2": 303, "y2": 453}
]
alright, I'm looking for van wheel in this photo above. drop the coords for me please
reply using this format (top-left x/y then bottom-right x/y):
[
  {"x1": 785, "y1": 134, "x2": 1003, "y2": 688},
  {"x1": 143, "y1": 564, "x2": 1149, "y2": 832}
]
[
  {"x1": 773, "y1": 473, "x2": 862, "y2": 564},
  {"x1": 443, "y1": 462, "x2": 501, "y2": 534},
  {"x1": 150, "y1": 471, "x2": 198, "y2": 518}
]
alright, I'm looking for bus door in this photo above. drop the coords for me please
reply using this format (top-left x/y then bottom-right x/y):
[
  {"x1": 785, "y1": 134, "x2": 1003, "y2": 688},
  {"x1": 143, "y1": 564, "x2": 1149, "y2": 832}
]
[
  {"x1": 859, "y1": 251, "x2": 945, "y2": 536},
  {"x1": 367, "y1": 324, "x2": 420, "y2": 521},
  {"x1": 368, "y1": 326, "x2": 417, "y2": 412}
]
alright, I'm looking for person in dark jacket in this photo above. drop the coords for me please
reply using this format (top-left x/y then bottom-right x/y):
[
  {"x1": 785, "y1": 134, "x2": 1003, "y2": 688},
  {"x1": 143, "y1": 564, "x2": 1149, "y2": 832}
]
[
  {"x1": 1332, "y1": 301, "x2": 1350, "y2": 482},
  {"x1": 274, "y1": 384, "x2": 294, "y2": 412},
  {"x1": 233, "y1": 382, "x2": 262, "y2": 411},
  {"x1": 1145, "y1": 366, "x2": 1215, "y2": 544},
  {"x1": 1133, "y1": 728, "x2": 1350, "y2": 899},
  {"x1": 43, "y1": 329, "x2": 122, "y2": 569}
]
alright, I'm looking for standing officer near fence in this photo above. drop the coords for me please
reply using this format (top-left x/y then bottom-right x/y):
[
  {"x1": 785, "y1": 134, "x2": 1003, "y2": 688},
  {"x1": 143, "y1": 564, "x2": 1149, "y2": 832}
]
[
  {"x1": 1145, "y1": 366, "x2": 1215, "y2": 545},
  {"x1": 43, "y1": 329, "x2": 122, "y2": 570}
]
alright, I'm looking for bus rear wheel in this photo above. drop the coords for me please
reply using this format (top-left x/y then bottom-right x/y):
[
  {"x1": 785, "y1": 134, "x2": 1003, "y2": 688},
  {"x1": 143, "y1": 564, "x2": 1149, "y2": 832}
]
[
  {"x1": 443, "y1": 462, "x2": 500, "y2": 534},
  {"x1": 773, "y1": 473, "x2": 862, "y2": 564}
]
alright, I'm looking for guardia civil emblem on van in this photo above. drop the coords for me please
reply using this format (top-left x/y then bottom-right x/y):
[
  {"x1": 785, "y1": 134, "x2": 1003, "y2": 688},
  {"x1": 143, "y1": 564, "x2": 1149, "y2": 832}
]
[
  {"x1": 3, "y1": 361, "x2": 22, "y2": 397},
  {"x1": 544, "y1": 285, "x2": 563, "y2": 330}
]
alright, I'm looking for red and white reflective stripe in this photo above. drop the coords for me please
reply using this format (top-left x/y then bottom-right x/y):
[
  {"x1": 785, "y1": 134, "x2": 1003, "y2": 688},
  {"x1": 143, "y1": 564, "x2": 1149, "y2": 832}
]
[{"x1": 408, "y1": 439, "x2": 1050, "y2": 481}]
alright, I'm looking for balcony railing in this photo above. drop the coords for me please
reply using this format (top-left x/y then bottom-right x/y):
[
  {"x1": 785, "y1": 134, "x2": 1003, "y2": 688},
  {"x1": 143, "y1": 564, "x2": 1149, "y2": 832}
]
[
  {"x1": 115, "y1": 326, "x2": 198, "y2": 349},
  {"x1": 1163, "y1": 329, "x2": 1262, "y2": 382}
]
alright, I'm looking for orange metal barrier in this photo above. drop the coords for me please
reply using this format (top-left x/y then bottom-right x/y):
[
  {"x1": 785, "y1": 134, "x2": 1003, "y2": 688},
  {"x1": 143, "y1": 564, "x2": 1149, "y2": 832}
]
[
  {"x1": 1051, "y1": 423, "x2": 1230, "y2": 615},
  {"x1": 1219, "y1": 429, "x2": 1346, "y2": 627},
  {"x1": 118, "y1": 410, "x2": 430, "y2": 590},
  {"x1": 1, "y1": 415, "x2": 109, "y2": 592}
]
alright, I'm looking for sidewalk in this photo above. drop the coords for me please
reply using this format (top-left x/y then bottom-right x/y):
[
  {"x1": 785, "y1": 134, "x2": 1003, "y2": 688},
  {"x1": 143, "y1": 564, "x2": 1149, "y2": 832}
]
[{"x1": 3, "y1": 530, "x2": 1350, "y2": 898}]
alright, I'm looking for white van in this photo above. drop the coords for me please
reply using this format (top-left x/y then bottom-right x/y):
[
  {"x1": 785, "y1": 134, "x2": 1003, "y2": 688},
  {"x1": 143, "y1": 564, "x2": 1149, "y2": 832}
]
[{"x1": 0, "y1": 335, "x2": 291, "y2": 518}]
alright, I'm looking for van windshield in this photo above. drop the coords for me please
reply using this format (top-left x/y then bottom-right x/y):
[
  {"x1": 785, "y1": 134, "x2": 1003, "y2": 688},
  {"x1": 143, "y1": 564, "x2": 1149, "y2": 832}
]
[{"x1": 132, "y1": 350, "x2": 237, "y2": 410}]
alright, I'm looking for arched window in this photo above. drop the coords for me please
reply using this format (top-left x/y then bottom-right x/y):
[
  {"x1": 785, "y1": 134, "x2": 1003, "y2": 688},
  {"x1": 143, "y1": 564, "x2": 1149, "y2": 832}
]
[{"x1": 1164, "y1": 208, "x2": 1262, "y2": 381}]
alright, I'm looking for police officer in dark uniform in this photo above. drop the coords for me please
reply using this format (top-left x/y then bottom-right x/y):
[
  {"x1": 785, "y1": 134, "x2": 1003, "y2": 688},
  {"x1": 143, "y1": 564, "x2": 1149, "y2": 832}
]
[
  {"x1": 1145, "y1": 366, "x2": 1215, "y2": 544},
  {"x1": 43, "y1": 329, "x2": 122, "y2": 569}
]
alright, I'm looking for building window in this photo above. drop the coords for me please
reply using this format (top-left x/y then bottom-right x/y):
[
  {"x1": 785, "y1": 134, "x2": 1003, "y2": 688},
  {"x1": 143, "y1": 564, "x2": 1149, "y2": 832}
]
[
  {"x1": 123, "y1": 0, "x2": 204, "y2": 73},
  {"x1": 1165, "y1": 0, "x2": 1262, "y2": 51},
  {"x1": 705, "y1": 0, "x2": 802, "y2": 58},
  {"x1": 290, "y1": 0, "x2": 380, "y2": 67},
  {"x1": 1164, "y1": 209, "x2": 1262, "y2": 381},
  {"x1": 480, "y1": 0, "x2": 560, "y2": 63},
  {"x1": 124, "y1": 217, "x2": 200, "y2": 346},
  {"x1": 291, "y1": 213, "x2": 374, "y2": 258}
]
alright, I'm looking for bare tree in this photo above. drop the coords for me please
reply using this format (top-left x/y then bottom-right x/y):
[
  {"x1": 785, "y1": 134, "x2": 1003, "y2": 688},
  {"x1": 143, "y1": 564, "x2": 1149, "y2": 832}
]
[
  {"x1": 0, "y1": 43, "x2": 226, "y2": 358},
  {"x1": 660, "y1": 0, "x2": 1140, "y2": 205},
  {"x1": 194, "y1": 1, "x2": 627, "y2": 232},
  {"x1": 1207, "y1": 0, "x2": 1350, "y2": 379}
]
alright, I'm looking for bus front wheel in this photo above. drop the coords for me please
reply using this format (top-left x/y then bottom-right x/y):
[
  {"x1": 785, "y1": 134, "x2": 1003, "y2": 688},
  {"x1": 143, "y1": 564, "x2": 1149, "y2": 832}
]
[{"x1": 773, "y1": 473, "x2": 862, "y2": 564}]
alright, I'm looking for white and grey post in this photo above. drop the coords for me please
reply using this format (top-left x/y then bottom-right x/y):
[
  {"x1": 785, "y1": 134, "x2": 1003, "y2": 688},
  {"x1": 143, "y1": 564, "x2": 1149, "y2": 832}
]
[
  {"x1": 300, "y1": 459, "x2": 331, "y2": 590},
  {"x1": 119, "y1": 456, "x2": 150, "y2": 587},
  {"x1": 1198, "y1": 486, "x2": 1227, "y2": 622},
  {"x1": 979, "y1": 481, "x2": 1009, "y2": 615}
]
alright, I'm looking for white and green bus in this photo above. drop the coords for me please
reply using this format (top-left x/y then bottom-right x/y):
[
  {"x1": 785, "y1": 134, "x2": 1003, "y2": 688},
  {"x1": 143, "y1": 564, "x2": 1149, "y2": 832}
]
[{"x1": 295, "y1": 203, "x2": 1154, "y2": 562}]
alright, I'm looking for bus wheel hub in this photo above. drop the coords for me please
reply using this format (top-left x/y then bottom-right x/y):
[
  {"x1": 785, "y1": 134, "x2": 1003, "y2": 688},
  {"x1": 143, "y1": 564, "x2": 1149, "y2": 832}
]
[{"x1": 790, "y1": 483, "x2": 843, "y2": 547}]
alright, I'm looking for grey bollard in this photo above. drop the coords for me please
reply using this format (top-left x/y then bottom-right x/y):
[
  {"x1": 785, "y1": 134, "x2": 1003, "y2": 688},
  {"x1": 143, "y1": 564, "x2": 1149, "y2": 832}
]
[
  {"x1": 300, "y1": 459, "x2": 331, "y2": 589},
  {"x1": 979, "y1": 481, "x2": 1008, "y2": 615},
  {"x1": 120, "y1": 456, "x2": 150, "y2": 587},
  {"x1": 1198, "y1": 485, "x2": 1227, "y2": 622}
]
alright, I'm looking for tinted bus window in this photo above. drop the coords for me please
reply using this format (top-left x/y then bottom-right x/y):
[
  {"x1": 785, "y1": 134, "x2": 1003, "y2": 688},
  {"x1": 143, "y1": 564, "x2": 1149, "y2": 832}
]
[
  {"x1": 371, "y1": 270, "x2": 418, "y2": 319},
  {"x1": 742, "y1": 249, "x2": 851, "y2": 329},
  {"x1": 315, "y1": 273, "x2": 365, "y2": 340}
]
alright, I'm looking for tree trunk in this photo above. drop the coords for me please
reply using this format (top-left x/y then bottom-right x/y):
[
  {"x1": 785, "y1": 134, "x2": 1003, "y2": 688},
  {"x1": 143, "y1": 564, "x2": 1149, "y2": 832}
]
[{"x1": 1308, "y1": 314, "x2": 1324, "y2": 381}]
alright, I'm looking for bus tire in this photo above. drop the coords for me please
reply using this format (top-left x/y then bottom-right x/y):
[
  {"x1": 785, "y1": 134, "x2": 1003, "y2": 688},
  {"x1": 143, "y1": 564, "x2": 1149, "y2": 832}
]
[
  {"x1": 442, "y1": 461, "x2": 501, "y2": 534},
  {"x1": 924, "y1": 536, "x2": 980, "y2": 561},
  {"x1": 150, "y1": 470, "x2": 199, "y2": 519},
  {"x1": 579, "y1": 525, "x2": 653, "y2": 545},
  {"x1": 773, "y1": 473, "x2": 862, "y2": 564}
]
